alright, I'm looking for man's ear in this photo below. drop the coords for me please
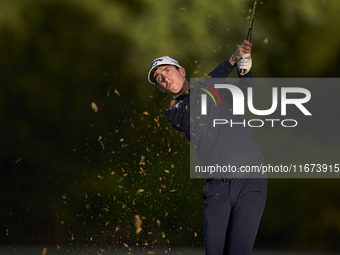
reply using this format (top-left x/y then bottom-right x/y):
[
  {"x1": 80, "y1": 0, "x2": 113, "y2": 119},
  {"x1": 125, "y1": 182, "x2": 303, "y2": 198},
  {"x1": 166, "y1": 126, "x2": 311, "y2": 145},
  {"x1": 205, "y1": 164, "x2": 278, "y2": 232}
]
[
  {"x1": 179, "y1": 67, "x2": 186, "y2": 77},
  {"x1": 157, "y1": 86, "x2": 165, "y2": 93}
]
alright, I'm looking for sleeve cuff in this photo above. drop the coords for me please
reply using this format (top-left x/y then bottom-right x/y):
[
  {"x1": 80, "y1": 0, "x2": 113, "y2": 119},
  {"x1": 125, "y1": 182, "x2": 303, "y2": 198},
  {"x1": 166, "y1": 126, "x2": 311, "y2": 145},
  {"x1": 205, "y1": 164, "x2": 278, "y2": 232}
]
[{"x1": 237, "y1": 70, "x2": 254, "y2": 78}]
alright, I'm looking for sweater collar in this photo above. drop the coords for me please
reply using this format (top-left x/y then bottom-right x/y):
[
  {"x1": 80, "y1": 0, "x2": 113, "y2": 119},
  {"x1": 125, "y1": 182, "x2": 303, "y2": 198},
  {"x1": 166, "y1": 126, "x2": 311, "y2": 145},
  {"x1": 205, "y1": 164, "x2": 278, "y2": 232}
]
[{"x1": 172, "y1": 85, "x2": 194, "y2": 99}]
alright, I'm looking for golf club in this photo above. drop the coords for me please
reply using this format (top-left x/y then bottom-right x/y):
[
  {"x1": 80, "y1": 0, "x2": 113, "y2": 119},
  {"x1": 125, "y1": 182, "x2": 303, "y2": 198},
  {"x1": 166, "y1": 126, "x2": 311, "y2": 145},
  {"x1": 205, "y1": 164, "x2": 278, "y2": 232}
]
[{"x1": 240, "y1": 0, "x2": 258, "y2": 74}]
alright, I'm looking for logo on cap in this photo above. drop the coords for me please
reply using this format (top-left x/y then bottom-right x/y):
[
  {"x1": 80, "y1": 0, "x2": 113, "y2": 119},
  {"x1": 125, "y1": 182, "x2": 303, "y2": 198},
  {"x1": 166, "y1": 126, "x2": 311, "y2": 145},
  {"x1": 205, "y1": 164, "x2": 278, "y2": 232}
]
[{"x1": 152, "y1": 58, "x2": 163, "y2": 68}]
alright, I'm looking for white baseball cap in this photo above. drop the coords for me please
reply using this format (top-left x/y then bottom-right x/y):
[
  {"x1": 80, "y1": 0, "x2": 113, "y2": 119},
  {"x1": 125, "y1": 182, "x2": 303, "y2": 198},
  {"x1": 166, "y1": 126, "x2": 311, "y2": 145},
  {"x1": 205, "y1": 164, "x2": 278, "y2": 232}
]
[{"x1": 148, "y1": 56, "x2": 181, "y2": 84}]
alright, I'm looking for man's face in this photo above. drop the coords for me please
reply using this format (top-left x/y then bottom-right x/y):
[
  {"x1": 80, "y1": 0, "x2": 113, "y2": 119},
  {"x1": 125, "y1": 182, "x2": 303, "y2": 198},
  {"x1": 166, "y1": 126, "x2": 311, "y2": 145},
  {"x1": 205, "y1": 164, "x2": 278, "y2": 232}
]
[{"x1": 154, "y1": 65, "x2": 186, "y2": 95}]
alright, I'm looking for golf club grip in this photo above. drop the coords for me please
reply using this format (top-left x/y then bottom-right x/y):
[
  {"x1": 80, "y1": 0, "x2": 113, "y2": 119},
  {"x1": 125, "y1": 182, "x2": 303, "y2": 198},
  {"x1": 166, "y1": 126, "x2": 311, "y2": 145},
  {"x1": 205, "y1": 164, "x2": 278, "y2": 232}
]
[
  {"x1": 240, "y1": 29, "x2": 253, "y2": 75},
  {"x1": 247, "y1": 28, "x2": 252, "y2": 42}
]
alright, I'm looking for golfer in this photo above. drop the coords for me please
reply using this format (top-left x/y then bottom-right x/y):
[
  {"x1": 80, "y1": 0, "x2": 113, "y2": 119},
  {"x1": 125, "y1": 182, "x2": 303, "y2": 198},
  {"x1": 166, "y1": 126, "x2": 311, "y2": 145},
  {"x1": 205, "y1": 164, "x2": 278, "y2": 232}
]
[{"x1": 147, "y1": 40, "x2": 267, "y2": 255}]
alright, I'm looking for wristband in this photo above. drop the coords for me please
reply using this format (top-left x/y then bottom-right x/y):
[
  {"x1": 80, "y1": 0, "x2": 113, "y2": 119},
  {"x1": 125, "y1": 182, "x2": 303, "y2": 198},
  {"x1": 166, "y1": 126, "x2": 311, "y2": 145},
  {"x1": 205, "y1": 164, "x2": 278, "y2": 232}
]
[{"x1": 231, "y1": 55, "x2": 238, "y2": 62}]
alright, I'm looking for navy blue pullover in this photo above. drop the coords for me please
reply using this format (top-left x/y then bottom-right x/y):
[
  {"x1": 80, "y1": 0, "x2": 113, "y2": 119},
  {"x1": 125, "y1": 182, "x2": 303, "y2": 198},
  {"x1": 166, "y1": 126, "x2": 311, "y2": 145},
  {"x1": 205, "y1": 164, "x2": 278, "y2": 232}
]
[{"x1": 165, "y1": 58, "x2": 264, "y2": 177}]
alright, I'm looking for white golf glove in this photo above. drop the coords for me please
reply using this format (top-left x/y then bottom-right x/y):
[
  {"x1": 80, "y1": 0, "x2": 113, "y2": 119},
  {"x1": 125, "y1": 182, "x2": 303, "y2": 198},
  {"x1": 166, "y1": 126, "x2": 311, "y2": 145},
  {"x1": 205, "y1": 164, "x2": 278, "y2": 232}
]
[{"x1": 237, "y1": 53, "x2": 252, "y2": 75}]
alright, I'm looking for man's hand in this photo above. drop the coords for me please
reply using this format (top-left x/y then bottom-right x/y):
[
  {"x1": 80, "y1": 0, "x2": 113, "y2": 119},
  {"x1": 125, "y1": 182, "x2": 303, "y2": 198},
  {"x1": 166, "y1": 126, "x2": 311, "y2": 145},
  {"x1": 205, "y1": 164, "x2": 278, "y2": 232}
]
[
  {"x1": 229, "y1": 40, "x2": 253, "y2": 66},
  {"x1": 233, "y1": 40, "x2": 252, "y2": 60},
  {"x1": 237, "y1": 53, "x2": 252, "y2": 75}
]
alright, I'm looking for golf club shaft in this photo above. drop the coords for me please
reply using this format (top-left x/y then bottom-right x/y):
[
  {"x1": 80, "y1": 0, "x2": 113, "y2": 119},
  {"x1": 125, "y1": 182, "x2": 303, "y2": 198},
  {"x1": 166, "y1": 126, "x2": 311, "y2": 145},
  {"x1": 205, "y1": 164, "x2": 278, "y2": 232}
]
[{"x1": 241, "y1": 0, "x2": 257, "y2": 74}]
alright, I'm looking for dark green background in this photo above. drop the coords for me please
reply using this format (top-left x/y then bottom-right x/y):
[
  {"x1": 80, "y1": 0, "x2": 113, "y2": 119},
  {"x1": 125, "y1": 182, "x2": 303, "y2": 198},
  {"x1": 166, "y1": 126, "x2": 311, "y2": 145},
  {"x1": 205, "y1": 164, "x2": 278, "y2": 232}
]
[{"x1": 1, "y1": 0, "x2": 340, "y2": 252}]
